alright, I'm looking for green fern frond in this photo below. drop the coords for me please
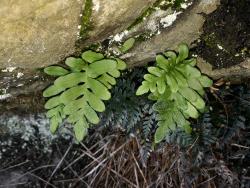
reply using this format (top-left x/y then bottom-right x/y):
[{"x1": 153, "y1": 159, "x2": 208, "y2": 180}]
[
  {"x1": 136, "y1": 43, "x2": 213, "y2": 143},
  {"x1": 43, "y1": 50, "x2": 126, "y2": 141}
]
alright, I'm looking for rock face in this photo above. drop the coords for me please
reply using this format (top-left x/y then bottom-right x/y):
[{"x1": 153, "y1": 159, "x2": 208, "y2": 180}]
[
  {"x1": 83, "y1": 0, "x2": 157, "y2": 43},
  {"x1": 197, "y1": 58, "x2": 250, "y2": 82},
  {"x1": 1, "y1": 0, "x2": 250, "y2": 99},
  {"x1": 0, "y1": 0, "x2": 157, "y2": 69},
  {"x1": 0, "y1": 0, "x2": 83, "y2": 68},
  {"x1": 122, "y1": 0, "x2": 221, "y2": 67}
]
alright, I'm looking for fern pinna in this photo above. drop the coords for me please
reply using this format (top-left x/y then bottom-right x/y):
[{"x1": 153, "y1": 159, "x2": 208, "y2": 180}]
[
  {"x1": 102, "y1": 69, "x2": 156, "y2": 139},
  {"x1": 136, "y1": 43, "x2": 213, "y2": 143},
  {"x1": 43, "y1": 50, "x2": 126, "y2": 141}
]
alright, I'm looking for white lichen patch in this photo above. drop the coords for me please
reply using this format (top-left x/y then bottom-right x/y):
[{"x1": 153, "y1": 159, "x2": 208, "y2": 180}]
[
  {"x1": 0, "y1": 89, "x2": 11, "y2": 100},
  {"x1": 181, "y1": 1, "x2": 193, "y2": 9},
  {"x1": 16, "y1": 72, "x2": 24, "y2": 78},
  {"x1": 145, "y1": 10, "x2": 167, "y2": 33},
  {"x1": 1, "y1": 67, "x2": 17, "y2": 73},
  {"x1": 93, "y1": 0, "x2": 100, "y2": 12},
  {"x1": 158, "y1": 0, "x2": 192, "y2": 29},
  {"x1": 0, "y1": 114, "x2": 73, "y2": 158},
  {"x1": 0, "y1": 94, "x2": 12, "y2": 100},
  {"x1": 160, "y1": 11, "x2": 182, "y2": 28},
  {"x1": 107, "y1": 0, "x2": 194, "y2": 54},
  {"x1": 113, "y1": 30, "x2": 129, "y2": 42}
]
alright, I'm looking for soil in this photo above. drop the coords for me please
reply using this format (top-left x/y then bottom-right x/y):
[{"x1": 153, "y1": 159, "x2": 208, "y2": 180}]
[{"x1": 195, "y1": 0, "x2": 250, "y2": 69}]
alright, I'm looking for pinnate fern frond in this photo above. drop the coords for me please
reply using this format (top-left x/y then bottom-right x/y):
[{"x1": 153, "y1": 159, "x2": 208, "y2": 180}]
[
  {"x1": 136, "y1": 43, "x2": 213, "y2": 143},
  {"x1": 43, "y1": 50, "x2": 126, "y2": 141}
]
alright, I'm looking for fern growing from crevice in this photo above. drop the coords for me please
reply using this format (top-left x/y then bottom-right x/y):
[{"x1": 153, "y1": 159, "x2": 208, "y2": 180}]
[
  {"x1": 43, "y1": 50, "x2": 126, "y2": 141},
  {"x1": 142, "y1": 104, "x2": 155, "y2": 138},
  {"x1": 136, "y1": 43, "x2": 213, "y2": 143},
  {"x1": 165, "y1": 113, "x2": 217, "y2": 148},
  {"x1": 101, "y1": 69, "x2": 156, "y2": 140},
  {"x1": 165, "y1": 85, "x2": 250, "y2": 186}
]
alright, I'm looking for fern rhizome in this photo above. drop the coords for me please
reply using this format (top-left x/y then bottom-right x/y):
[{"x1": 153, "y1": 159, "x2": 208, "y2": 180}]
[
  {"x1": 136, "y1": 43, "x2": 213, "y2": 143},
  {"x1": 43, "y1": 50, "x2": 126, "y2": 141}
]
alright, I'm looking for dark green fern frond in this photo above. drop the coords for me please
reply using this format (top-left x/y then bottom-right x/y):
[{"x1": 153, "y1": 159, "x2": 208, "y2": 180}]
[
  {"x1": 142, "y1": 104, "x2": 155, "y2": 138},
  {"x1": 101, "y1": 69, "x2": 156, "y2": 141}
]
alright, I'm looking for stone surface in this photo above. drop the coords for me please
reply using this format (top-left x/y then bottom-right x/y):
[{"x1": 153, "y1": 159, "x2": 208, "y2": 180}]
[
  {"x1": 197, "y1": 58, "x2": 250, "y2": 83},
  {"x1": 122, "y1": 0, "x2": 221, "y2": 67},
  {"x1": 83, "y1": 0, "x2": 157, "y2": 44},
  {"x1": 0, "y1": 0, "x2": 83, "y2": 68},
  {"x1": 0, "y1": 0, "x2": 157, "y2": 69},
  {"x1": 1, "y1": 0, "x2": 250, "y2": 108}
]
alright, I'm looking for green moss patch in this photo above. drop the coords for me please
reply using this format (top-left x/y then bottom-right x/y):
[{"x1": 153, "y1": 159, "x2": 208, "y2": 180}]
[{"x1": 80, "y1": 0, "x2": 93, "y2": 37}]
